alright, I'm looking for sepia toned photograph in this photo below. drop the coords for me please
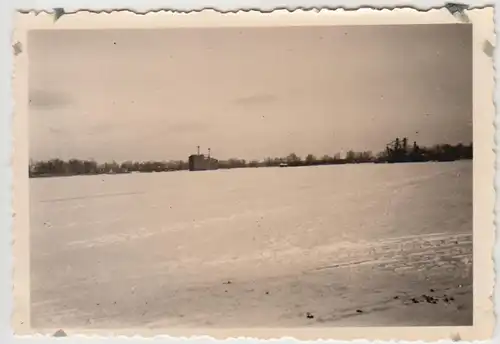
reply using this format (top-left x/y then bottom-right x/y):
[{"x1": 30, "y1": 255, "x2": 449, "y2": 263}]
[{"x1": 11, "y1": 8, "x2": 495, "y2": 340}]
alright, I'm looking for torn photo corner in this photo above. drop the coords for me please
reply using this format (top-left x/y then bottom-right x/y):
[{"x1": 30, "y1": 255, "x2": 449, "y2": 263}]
[{"x1": 10, "y1": 6, "x2": 495, "y2": 342}]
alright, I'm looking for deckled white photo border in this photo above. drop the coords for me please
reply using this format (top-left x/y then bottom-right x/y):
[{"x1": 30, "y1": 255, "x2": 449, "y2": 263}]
[{"x1": 9, "y1": 6, "x2": 496, "y2": 342}]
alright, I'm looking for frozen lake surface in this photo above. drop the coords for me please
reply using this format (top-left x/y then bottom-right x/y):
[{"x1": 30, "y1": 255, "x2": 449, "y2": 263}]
[{"x1": 30, "y1": 161, "x2": 473, "y2": 329}]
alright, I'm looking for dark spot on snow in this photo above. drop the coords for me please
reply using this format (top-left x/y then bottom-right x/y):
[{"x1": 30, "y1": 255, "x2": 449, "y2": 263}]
[
  {"x1": 356, "y1": 309, "x2": 363, "y2": 313},
  {"x1": 306, "y1": 312, "x2": 314, "y2": 319},
  {"x1": 53, "y1": 329, "x2": 67, "y2": 337}
]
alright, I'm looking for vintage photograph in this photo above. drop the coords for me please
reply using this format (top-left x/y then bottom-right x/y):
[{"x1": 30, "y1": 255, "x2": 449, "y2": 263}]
[{"x1": 12, "y1": 8, "x2": 494, "y2": 338}]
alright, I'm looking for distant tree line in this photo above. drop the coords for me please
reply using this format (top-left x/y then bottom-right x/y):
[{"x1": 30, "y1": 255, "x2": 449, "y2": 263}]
[{"x1": 29, "y1": 139, "x2": 473, "y2": 178}]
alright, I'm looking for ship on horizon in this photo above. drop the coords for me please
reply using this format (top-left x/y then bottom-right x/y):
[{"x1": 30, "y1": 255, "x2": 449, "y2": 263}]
[{"x1": 188, "y1": 146, "x2": 219, "y2": 171}]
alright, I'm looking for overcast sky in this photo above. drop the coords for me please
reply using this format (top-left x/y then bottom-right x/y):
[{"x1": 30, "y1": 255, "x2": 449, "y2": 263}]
[{"x1": 29, "y1": 24, "x2": 472, "y2": 162}]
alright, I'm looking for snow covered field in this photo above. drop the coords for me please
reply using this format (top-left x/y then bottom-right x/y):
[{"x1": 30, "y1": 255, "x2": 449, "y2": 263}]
[{"x1": 30, "y1": 161, "x2": 473, "y2": 329}]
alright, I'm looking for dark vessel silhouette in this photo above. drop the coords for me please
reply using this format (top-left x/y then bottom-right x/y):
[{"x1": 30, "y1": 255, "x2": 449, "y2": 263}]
[{"x1": 188, "y1": 146, "x2": 219, "y2": 171}]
